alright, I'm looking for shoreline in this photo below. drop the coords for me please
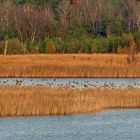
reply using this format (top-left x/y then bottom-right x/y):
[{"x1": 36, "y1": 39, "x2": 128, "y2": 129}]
[
  {"x1": 1, "y1": 76, "x2": 139, "y2": 79},
  {"x1": 1, "y1": 109, "x2": 140, "y2": 119}
]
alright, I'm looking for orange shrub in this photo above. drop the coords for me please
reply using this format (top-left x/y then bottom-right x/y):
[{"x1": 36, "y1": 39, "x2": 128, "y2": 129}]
[{"x1": 46, "y1": 42, "x2": 56, "y2": 54}]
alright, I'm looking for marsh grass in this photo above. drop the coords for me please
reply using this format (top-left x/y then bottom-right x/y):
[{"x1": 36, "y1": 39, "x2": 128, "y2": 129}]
[
  {"x1": 0, "y1": 86, "x2": 140, "y2": 117},
  {"x1": 0, "y1": 54, "x2": 140, "y2": 78}
]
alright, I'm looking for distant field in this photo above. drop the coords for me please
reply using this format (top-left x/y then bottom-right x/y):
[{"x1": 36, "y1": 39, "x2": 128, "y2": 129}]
[
  {"x1": 0, "y1": 54, "x2": 140, "y2": 78},
  {"x1": 0, "y1": 86, "x2": 140, "y2": 117}
]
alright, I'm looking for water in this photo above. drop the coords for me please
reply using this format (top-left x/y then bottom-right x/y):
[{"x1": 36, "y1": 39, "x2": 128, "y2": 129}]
[
  {"x1": 0, "y1": 110, "x2": 140, "y2": 140},
  {"x1": 0, "y1": 78, "x2": 140, "y2": 88}
]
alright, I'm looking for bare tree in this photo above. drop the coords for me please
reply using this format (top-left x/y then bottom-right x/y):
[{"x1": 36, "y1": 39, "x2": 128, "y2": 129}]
[
  {"x1": 70, "y1": 0, "x2": 105, "y2": 35},
  {"x1": 15, "y1": 4, "x2": 55, "y2": 42},
  {"x1": 0, "y1": 0, "x2": 16, "y2": 55},
  {"x1": 58, "y1": 0, "x2": 71, "y2": 39},
  {"x1": 122, "y1": 0, "x2": 140, "y2": 31}
]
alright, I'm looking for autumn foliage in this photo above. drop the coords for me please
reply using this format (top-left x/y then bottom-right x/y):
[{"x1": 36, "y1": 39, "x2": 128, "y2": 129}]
[{"x1": 0, "y1": 0, "x2": 139, "y2": 54}]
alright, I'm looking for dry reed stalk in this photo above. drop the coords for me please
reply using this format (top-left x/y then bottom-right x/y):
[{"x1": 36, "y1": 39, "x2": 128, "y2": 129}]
[
  {"x1": 0, "y1": 54, "x2": 139, "y2": 78},
  {"x1": 0, "y1": 86, "x2": 140, "y2": 117}
]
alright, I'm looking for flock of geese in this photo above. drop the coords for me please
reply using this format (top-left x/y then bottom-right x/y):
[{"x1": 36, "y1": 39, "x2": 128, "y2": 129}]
[{"x1": 0, "y1": 79, "x2": 139, "y2": 89}]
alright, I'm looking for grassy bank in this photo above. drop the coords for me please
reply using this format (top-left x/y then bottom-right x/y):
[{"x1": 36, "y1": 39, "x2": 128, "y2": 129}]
[
  {"x1": 0, "y1": 54, "x2": 140, "y2": 78},
  {"x1": 0, "y1": 86, "x2": 140, "y2": 117}
]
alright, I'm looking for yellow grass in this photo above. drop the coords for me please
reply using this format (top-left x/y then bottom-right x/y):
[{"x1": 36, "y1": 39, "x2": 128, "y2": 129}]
[
  {"x1": 0, "y1": 86, "x2": 140, "y2": 117},
  {"x1": 0, "y1": 54, "x2": 140, "y2": 78}
]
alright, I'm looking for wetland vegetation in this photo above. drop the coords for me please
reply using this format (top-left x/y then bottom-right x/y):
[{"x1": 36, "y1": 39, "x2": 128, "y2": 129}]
[
  {"x1": 0, "y1": 86, "x2": 139, "y2": 117},
  {"x1": 0, "y1": 54, "x2": 140, "y2": 78}
]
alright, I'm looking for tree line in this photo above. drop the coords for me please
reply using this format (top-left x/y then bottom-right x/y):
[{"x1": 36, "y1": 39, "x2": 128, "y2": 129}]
[{"x1": 0, "y1": 0, "x2": 140, "y2": 54}]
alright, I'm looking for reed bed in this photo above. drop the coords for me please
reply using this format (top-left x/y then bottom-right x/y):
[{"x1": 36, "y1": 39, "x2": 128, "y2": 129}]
[
  {"x1": 0, "y1": 86, "x2": 140, "y2": 117},
  {"x1": 0, "y1": 54, "x2": 140, "y2": 78}
]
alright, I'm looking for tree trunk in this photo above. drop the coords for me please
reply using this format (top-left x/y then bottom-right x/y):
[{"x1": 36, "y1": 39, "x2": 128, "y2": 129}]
[
  {"x1": 107, "y1": 25, "x2": 111, "y2": 39},
  {"x1": 4, "y1": 40, "x2": 8, "y2": 56}
]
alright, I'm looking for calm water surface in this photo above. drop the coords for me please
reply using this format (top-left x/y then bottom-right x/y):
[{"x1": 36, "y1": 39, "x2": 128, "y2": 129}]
[{"x1": 0, "y1": 110, "x2": 140, "y2": 140}]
